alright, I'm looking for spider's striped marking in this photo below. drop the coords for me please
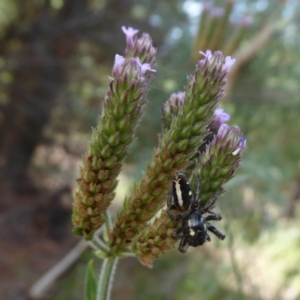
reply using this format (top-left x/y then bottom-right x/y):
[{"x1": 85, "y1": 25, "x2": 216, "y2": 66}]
[{"x1": 172, "y1": 172, "x2": 192, "y2": 212}]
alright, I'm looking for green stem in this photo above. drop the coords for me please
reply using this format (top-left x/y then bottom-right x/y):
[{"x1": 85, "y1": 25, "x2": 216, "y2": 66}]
[
  {"x1": 90, "y1": 236, "x2": 110, "y2": 253},
  {"x1": 97, "y1": 257, "x2": 119, "y2": 300}
]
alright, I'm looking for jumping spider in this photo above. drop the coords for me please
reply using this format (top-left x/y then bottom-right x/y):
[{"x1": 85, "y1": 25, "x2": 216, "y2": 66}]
[{"x1": 167, "y1": 171, "x2": 226, "y2": 253}]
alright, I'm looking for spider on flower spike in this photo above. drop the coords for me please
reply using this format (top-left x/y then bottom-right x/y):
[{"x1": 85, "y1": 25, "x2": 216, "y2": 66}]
[{"x1": 167, "y1": 171, "x2": 226, "y2": 253}]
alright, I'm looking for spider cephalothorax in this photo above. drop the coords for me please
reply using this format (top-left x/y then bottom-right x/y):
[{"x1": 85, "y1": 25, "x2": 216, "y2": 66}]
[{"x1": 167, "y1": 171, "x2": 226, "y2": 253}]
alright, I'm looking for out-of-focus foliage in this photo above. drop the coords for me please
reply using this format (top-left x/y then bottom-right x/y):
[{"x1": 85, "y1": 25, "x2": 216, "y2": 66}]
[{"x1": 1, "y1": 0, "x2": 300, "y2": 299}]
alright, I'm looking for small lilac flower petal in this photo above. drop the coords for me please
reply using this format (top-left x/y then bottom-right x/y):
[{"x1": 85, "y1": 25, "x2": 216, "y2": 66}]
[
  {"x1": 232, "y1": 136, "x2": 246, "y2": 156},
  {"x1": 217, "y1": 123, "x2": 229, "y2": 139},
  {"x1": 200, "y1": 50, "x2": 213, "y2": 60},
  {"x1": 199, "y1": 50, "x2": 236, "y2": 73},
  {"x1": 113, "y1": 54, "x2": 126, "y2": 75},
  {"x1": 214, "y1": 108, "x2": 230, "y2": 124},
  {"x1": 223, "y1": 56, "x2": 236, "y2": 72},
  {"x1": 134, "y1": 57, "x2": 156, "y2": 76},
  {"x1": 121, "y1": 26, "x2": 139, "y2": 48},
  {"x1": 140, "y1": 62, "x2": 156, "y2": 75}
]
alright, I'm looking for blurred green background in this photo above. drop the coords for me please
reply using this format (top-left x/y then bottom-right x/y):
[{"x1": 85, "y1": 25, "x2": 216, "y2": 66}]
[{"x1": 1, "y1": 0, "x2": 300, "y2": 299}]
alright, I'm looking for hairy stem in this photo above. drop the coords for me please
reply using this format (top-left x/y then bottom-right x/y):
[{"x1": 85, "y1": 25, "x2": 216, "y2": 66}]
[{"x1": 97, "y1": 257, "x2": 119, "y2": 300}]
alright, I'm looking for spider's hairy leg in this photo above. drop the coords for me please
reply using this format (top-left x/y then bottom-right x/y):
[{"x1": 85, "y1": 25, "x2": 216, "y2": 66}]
[
  {"x1": 205, "y1": 212, "x2": 222, "y2": 222},
  {"x1": 172, "y1": 208, "x2": 194, "y2": 222},
  {"x1": 206, "y1": 223, "x2": 226, "y2": 240},
  {"x1": 172, "y1": 227, "x2": 184, "y2": 240},
  {"x1": 167, "y1": 189, "x2": 178, "y2": 222},
  {"x1": 201, "y1": 188, "x2": 223, "y2": 213},
  {"x1": 206, "y1": 234, "x2": 211, "y2": 242},
  {"x1": 193, "y1": 174, "x2": 201, "y2": 208}
]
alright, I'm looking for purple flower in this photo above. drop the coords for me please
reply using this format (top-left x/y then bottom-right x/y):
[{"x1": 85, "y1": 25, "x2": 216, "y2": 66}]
[
  {"x1": 216, "y1": 125, "x2": 246, "y2": 156},
  {"x1": 213, "y1": 108, "x2": 230, "y2": 124},
  {"x1": 217, "y1": 123, "x2": 229, "y2": 139},
  {"x1": 232, "y1": 136, "x2": 246, "y2": 156},
  {"x1": 223, "y1": 56, "x2": 236, "y2": 72},
  {"x1": 199, "y1": 50, "x2": 236, "y2": 73},
  {"x1": 122, "y1": 26, "x2": 139, "y2": 49},
  {"x1": 199, "y1": 50, "x2": 213, "y2": 60},
  {"x1": 112, "y1": 54, "x2": 126, "y2": 76},
  {"x1": 209, "y1": 108, "x2": 231, "y2": 133},
  {"x1": 135, "y1": 58, "x2": 156, "y2": 76}
]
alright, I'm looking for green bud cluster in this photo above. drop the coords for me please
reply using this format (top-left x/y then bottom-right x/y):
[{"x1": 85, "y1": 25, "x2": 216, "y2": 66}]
[
  {"x1": 72, "y1": 44, "x2": 156, "y2": 239},
  {"x1": 133, "y1": 125, "x2": 245, "y2": 267},
  {"x1": 109, "y1": 51, "x2": 233, "y2": 251},
  {"x1": 132, "y1": 210, "x2": 178, "y2": 268},
  {"x1": 72, "y1": 27, "x2": 246, "y2": 271},
  {"x1": 194, "y1": 124, "x2": 245, "y2": 204}
]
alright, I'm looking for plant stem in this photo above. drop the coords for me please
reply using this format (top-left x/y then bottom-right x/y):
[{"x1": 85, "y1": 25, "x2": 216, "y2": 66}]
[
  {"x1": 96, "y1": 257, "x2": 119, "y2": 300},
  {"x1": 90, "y1": 236, "x2": 110, "y2": 253}
]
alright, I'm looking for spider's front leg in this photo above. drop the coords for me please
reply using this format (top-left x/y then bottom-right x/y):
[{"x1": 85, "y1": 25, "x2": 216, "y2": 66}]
[
  {"x1": 178, "y1": 235, "x2": 190, "y2": 253},
  {"x1": 201, "y1": 188, "x2": 223, "y2": 213},
  {"x1": 167, "y1": 189, "x2": 181, "y2": 222},
  {"x1": 206, "y1": 223, "x2": 226, "y2": 240},
  {"x1": 172, "y1": 227, "x2": 184, "y2": 240},
  {"x1": 205, "y1": 211, "x2": 222, "y2": 222}
]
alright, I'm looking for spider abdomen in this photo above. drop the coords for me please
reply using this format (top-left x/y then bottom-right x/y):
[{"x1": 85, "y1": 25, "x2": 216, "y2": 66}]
[{"x1": 172, "y1": 172, "x2": 193, "y2": 212}]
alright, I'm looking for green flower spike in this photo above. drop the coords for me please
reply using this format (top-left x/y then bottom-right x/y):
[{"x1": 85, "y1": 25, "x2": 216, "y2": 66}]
[
  {"x1": 133, "y1": 125, "x2": 246, "y2": 267},
  {"x1": 193, "y1": 124, "x2": 246, "y2": 204},
  {"x1": 72, "y1": 28, "x2": 156, "y2": 240},
  {"x1": 109, "y1": 51, "x2": 236, "y2": 251}
]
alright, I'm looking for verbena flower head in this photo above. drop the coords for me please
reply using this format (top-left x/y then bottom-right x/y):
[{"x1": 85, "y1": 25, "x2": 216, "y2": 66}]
[
  {"x1": 123, "y1": 26, "x2": 157, "y2": 68},
  {"x1": 198, "y1": 51, "x2": 236, "y2": 86},
  {"x1": 113, "y1": 55, "x2": 155, "y2": 79},
  {"x1": 72, "y1": 26, "x2": 156, "y2": 240},
  {"x1": 110, "y1": 50, "x2": 239, "y2": 251}
]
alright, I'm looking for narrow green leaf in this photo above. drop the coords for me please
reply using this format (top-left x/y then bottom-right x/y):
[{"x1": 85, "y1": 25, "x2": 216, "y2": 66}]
[{"x1": 85, "y1": 260, "x2": 97, "y2": 300}]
